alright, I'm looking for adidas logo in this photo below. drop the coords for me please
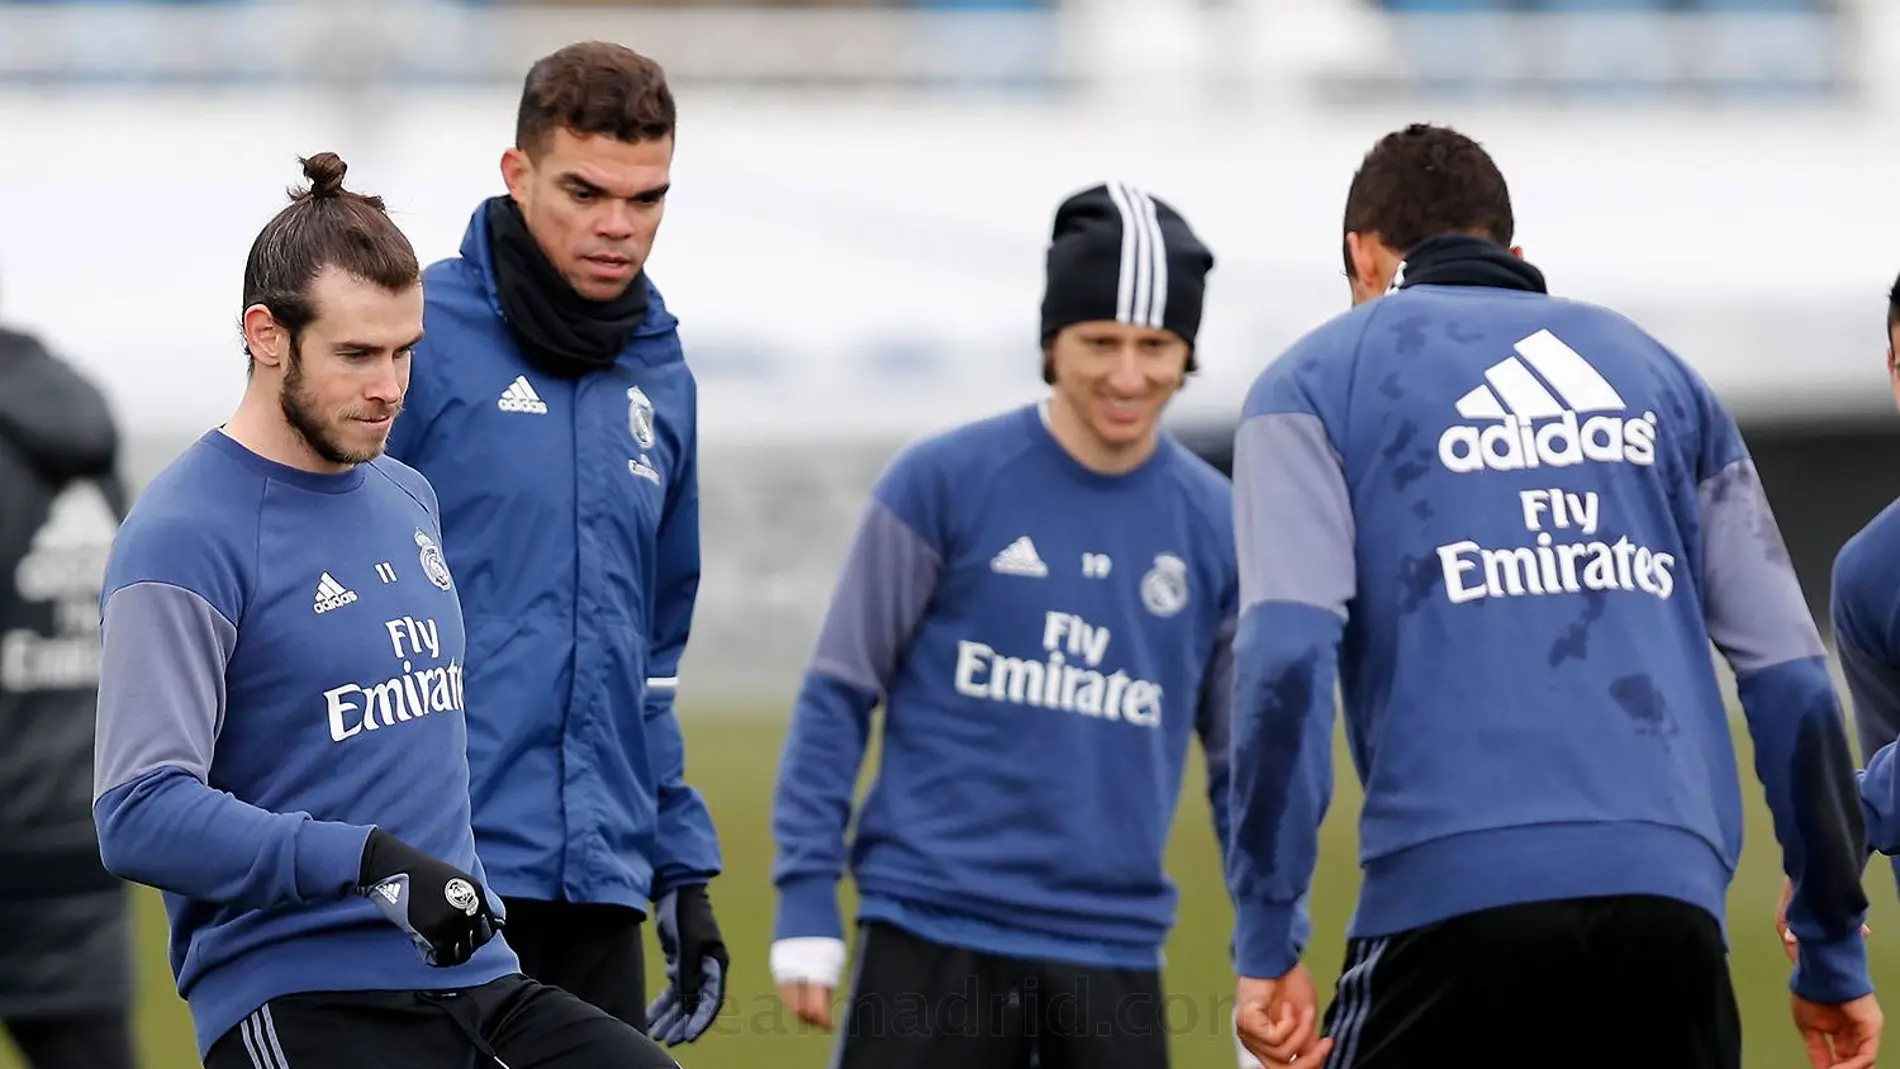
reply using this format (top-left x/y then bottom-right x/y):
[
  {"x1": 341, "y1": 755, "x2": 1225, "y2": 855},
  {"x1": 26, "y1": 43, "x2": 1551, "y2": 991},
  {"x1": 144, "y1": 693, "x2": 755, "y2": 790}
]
[
  {"x1": 497, "y1": 375, "x2": 548, "y2": 415},
  {"x1": 1437, "y1": 329, "x2": 1658, "y2": 475},
  {"x1": 990, "y1": 535, "x2": 1047, "y2": 578},
  {"x1": 374, "y1": 882, "x2": 402, "y2": 905},
  {"x1": 313, "y1": 571, "x2": 358, "y2": 614}
]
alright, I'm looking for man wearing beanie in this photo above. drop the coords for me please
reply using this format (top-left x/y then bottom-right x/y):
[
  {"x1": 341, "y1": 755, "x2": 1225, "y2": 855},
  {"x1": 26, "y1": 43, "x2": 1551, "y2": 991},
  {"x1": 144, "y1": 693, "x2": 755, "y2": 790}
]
[{"x1": 767, "y1": 182, "x2": 1239, "y2": 1069}]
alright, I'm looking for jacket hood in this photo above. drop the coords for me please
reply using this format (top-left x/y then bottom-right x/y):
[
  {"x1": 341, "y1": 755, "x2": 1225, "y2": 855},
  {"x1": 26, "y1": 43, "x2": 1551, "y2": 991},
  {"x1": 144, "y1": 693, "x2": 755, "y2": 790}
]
[{"x1": 0, "y1": 327, "x2": 119, "y2": 483}]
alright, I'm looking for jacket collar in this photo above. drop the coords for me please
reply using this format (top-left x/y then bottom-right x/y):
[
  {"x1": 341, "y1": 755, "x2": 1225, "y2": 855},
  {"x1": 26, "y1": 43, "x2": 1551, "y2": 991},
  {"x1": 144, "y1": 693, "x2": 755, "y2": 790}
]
[{"x1": 1391, "y1": 234, "x2": 1547, "y2": 295}]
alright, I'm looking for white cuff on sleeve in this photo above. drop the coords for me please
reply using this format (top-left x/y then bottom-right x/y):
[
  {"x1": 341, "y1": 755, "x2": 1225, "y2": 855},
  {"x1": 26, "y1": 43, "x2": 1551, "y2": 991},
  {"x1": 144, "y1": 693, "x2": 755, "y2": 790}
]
[
  {"x1": 770, "y1": 936, "x2": 847, "y2": 988},
  {"x1": 1234, "y1": 1006, "x2": 1264, "y2": 1069}
]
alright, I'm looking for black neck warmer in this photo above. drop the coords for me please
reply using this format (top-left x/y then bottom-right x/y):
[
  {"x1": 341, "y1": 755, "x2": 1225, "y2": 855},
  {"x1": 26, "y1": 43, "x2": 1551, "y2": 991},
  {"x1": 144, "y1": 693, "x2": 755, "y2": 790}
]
[{"x1": 484, "y1": 195, "x2": 649, "y2": 378}]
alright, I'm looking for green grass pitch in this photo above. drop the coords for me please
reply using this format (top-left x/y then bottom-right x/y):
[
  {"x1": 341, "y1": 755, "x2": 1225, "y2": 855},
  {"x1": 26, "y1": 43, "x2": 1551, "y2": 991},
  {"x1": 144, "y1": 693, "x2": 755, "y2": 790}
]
[{"x1": 6, "y1": 711, "x2": 1897, "y2": 1068}]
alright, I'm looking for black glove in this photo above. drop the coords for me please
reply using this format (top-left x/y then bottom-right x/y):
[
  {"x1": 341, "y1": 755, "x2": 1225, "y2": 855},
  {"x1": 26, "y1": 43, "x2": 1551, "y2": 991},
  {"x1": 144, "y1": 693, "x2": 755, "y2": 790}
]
[
  {"x1": 645, "y1": 884, "x2": 730, "y2": 1045},
  {"x1": 356, "y1": 827, "x2": 502, "y2": 968}
]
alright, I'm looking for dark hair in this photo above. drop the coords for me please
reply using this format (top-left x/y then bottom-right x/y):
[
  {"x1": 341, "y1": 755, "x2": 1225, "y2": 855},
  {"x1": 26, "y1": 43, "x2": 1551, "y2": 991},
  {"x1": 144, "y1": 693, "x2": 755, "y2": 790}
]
[
  {"x1": 1888, "y1": 270, "x2": 1900, "y2": 331},
  {"x1": 241, "y1": 152, "x2": 419, "y2": 365},
  {"x1": 1341, "y1": 123, "x2": 1514, "y2": 278},
  {"x1": 516, "y1": 41, "x2": 675, "y2": 158}
]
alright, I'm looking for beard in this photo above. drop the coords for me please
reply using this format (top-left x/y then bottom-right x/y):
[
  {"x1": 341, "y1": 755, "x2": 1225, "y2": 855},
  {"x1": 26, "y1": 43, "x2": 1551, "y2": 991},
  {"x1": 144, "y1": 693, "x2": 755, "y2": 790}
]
[{"x1": 279, "y1": 340, "x2": 399, "y2": 466}]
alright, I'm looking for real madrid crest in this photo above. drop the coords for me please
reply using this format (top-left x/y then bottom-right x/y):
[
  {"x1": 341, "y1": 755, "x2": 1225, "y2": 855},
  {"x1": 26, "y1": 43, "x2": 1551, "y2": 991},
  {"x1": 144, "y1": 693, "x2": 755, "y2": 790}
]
[
  {"x1": 628, "y1": 386, "x2": 656, "y2": 451},
  {"x1": 1140, "y1": 552, "x2": 1188, "y2": 618},
  {"x1": 415, "y1": 528, "x2": 454, "y2": 591}
]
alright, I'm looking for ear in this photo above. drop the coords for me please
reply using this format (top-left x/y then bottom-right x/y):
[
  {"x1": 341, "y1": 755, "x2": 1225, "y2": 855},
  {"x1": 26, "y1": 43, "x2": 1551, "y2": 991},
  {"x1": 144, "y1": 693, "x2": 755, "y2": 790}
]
[
  {"x1": 500, "y1": 147, "x2": 532, "y2": 203},
  {"x1": 1346, "y1": 232, "x2": 1379, "y2": 289},
  {"x1": 1509, "y1": 245, "x2": 1525, "y2": 260},
  {"x1": 1346, "y1": 232, "x2": 1403, "y2": 299},
  {"x1": 242, "y1": 305, "x2": 287, "y2": 369}
]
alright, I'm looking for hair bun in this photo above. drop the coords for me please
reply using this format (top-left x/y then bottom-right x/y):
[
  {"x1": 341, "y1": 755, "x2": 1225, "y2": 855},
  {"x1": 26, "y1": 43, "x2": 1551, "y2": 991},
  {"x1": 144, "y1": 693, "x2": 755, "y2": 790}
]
[{"x1": 300, "y1": 152, "x2": 348, "y2": 199}]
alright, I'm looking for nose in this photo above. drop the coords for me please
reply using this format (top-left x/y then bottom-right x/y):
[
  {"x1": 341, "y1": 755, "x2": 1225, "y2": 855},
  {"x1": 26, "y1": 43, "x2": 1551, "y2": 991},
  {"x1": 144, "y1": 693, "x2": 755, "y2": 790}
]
[
  {"x1": 364, "y1": 356, "x2": 404, "y2": 405},
  {"x1": 598, "y1": 202, "x2": 637, "y2": 241},
  {"x1": 1105, "y1": 348, "x2": 1148, "y2": 395}
]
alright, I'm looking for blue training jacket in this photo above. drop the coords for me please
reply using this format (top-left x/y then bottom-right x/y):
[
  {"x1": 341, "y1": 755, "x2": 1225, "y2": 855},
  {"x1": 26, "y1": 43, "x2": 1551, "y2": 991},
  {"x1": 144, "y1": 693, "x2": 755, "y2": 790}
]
[{"x1": 384, "y1": 200, "x2": 721, "y2": 909}]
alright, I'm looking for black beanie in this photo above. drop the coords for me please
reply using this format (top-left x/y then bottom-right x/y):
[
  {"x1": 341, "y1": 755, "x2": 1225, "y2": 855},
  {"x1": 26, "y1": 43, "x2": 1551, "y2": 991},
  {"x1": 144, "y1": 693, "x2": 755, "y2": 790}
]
[{"x1": 1039, "y1": 182, "x2": 1215, "y2": 367}]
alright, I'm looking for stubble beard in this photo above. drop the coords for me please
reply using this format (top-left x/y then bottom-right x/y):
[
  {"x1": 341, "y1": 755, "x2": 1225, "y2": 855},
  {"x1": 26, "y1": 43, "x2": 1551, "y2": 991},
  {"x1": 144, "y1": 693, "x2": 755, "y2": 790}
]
[{"x1": 279, "y1": 339, "x2": 389, "y2": 467}]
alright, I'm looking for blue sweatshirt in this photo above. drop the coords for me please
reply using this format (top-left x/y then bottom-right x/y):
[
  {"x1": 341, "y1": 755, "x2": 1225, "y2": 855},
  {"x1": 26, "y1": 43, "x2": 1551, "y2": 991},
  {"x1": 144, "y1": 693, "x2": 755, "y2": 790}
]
[
  {"x1": 1832, "y1": 499, "x2": 1900, "y2": 882},
  {"x1": 771, "y1": 403, "x2": 1237, "y2": 968},
  {"x1": 1227, "y1": 282, "x2": 1872, "y2": 1005},
  {"x1": 92, "y1": 430, "x2": 518, "y2": 1057}
]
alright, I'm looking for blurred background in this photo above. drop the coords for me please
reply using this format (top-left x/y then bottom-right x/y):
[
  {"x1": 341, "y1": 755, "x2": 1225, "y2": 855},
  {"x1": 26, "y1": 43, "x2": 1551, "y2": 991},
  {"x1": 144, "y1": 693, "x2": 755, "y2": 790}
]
[{"x1": 4, "y1": 0, "x2": 1900, "y2": 1065}]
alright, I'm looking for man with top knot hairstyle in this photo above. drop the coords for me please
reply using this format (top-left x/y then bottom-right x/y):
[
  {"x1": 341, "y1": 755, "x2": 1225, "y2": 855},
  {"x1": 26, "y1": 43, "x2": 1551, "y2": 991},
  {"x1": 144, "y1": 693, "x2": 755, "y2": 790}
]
[
  {"x1": 768, "y1": 181, "x2": 1239, "y2": 1069},
  {"x1": 91, "y1": 153, "x2": 683, "y2": 1069}
]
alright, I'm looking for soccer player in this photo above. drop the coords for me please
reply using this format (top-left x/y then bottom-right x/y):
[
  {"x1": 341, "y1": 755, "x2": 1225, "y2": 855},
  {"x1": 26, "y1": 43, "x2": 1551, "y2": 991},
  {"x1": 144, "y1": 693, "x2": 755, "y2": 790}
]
[
  {"x1": 768, "y1": 182, "x2": 1234, "y2": 1069},
  {"x1": 1225, "y1": 123, "x2": 1880, "y2": 1069},
  {"x1": 382, "y1": 41, "x2": 727, "y2": 1046},
  {"x1": 0, "y1": 319, "x2": 136, "y2": 1069},
  {"x1": 92, "y1": 153, "x2": 681, "y2": 1069},
  {"x1": 1819, "y1": 274, "x2": 1900, "y2": 919}
]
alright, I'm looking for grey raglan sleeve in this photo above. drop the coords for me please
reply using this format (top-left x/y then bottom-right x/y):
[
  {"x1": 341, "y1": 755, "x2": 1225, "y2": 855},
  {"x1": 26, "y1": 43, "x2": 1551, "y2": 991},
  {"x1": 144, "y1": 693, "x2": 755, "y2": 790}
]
[
  {"x1": 770, "y1": 490, "x2": 943, "y2": 942},
  {"x1": 93, "y1": 581, "x2": 371, "y2": 908},
  {"x1": 1226, "y1": 369, "x2": 1355, "y2": 981},
  {"x1": 1696, "y1": 420, "x2": 1869, "y2": 1005}
]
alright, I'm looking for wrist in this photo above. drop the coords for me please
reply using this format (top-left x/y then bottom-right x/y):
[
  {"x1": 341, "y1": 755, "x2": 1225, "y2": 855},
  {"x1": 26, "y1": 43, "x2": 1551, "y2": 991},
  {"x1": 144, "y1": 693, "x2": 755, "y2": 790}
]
[
  {"x1": 308, "y1": 822, "x2": 377, "y2": 901},
  {"x1": 1794, "y1": 929, "x2": 1874, "y2": 1004},
  {"x1": 357, "y1": 827, "x2": 388, "y2": 879},
  {"x1": 774, "y1": 875, "x2": 843, "y2": 942},
  {"x1": 1233, "y1": 899, "x2": 1304, "y2": 980},
  {"x1": 650, "y1": 874, "x2": 711, "y2": 905},
  {"x1": 357, "y1": 826, "x2": 408, "y2": 886},
  {"x1": 771, "y1": 936, "x2": 845, "y2": 988}
]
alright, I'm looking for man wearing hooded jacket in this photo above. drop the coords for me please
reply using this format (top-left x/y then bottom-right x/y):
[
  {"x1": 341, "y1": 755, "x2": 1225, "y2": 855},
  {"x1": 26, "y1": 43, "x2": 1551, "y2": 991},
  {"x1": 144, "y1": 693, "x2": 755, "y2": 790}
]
[
  {"x1": 383, "y1": 42, "x2": 727, "y2": 1049},
  {"x1": 0, "y1": 320, "x2": 136, "y2": 1069}
]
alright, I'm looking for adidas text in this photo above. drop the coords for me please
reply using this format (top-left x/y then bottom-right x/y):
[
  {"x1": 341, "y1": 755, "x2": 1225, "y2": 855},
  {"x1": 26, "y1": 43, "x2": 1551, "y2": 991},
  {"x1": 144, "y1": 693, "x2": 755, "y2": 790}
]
[
  {"x1": 3, "y1": 481, "x2": 115, "y2": 693},
  {"x1": 1438, "y1": 411, "x2": 1657, "y2": 474},
  {"x1": 991, "y1": 536, "x2": 1047, "y2": 578},
  {"x1": 498, "y1": 376, "x2": 547, "y2": 415},
  {"x1": 314, "y1": 572, "x2": 357, "y2": 614},
  {"x1": 952, "y1": 611, "x2": 1162, "y2": 727},
  {"x1": 1437, "y1": 329, "x2": 1657, "y2": 474}
]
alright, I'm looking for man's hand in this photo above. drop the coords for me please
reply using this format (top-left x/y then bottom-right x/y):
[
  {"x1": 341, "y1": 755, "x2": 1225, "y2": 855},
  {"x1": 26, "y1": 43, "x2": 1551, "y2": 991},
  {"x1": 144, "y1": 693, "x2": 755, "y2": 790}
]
[
  {"x1": 1794, "y1": 992, "x2": 1883, "y2": 1069},
  {"x1": 777, "y1": 981, "x2": 836, "y2": 1030},
  {"x1": 1236, "y1": 967, "x2": 1332, "y2": 1067},
  {"x1": 770, "y1": 936, "x2": 847, "y2": 1031},
  {"x1": 1776, "y1": 877, "x2": 1872, "y2": 963},
  {"x1": 645, "y1": 885, "x2": 730, "y2": 1046},
  {"x1": 356, "y1": 827, "x2": 502, "y2": 968}
]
